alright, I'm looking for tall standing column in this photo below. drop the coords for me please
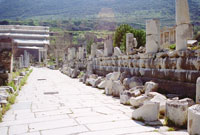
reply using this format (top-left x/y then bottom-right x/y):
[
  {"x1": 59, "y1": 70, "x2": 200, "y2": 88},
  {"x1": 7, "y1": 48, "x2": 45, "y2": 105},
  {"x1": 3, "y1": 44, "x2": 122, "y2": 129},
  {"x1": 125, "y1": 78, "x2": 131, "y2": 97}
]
[
  {"x1": 146, "y1": 19, "x2": 160, "y2": 53},
  {"x1": 176, "y1": 0, "x2": 193, "y2": 51}
]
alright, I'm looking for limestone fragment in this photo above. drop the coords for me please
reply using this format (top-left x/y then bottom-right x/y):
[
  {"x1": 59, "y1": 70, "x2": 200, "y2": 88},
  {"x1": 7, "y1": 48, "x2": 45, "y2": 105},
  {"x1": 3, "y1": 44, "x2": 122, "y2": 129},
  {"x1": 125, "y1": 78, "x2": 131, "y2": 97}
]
[
  {"x1": 132, "y1": 101, "x2": 160, "y2": 122},
  {"x1": 112, "y1": 80, "x2": 124, "y2": 97},
  {"x1": 165, "y1": 98, "x2": 194, "y2": 127},
  {"x1": 114, "y1": 47, "x2": 122, "y2": 56},
  {"x1": 97, "y1": 80, "x2": 106, "y2": 89},
  {"x1": 144, "y1": 81, "x2": 158, "y2": 95},
  {"x1": 126, "y1": 33, "x2": 137, "y2": 55},
  {"x1": 188, "y1": 104, "x2": 200, "y2": 135},
  {"x1": 123, "y1": 77, "x2": 143, "y2": 90}
]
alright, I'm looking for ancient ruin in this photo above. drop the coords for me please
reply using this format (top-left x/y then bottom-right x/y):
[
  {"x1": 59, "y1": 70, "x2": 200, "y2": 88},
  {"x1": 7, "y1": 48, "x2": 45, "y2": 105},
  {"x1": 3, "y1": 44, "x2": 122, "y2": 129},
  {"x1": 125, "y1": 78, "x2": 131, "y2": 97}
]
[
  {"x1": 0, "y1": 0, "x2": 199, "y2": 134},
  {"x1": 176, "y1": 0, "x2": 193, "y2": 51},
  {"x1": 59, "y1": 0, "x2": 200, "y2": 134},
  {"x1": 0, "y1": 25, "x2": 49, "y2": 84}
]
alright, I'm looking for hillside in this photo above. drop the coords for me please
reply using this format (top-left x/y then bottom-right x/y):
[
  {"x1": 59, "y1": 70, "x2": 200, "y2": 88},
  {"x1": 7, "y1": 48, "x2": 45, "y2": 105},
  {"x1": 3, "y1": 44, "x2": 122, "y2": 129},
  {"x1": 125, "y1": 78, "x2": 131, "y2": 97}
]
[{"x1": 0, "y1": 0, "x2": 199, "y2": 27}]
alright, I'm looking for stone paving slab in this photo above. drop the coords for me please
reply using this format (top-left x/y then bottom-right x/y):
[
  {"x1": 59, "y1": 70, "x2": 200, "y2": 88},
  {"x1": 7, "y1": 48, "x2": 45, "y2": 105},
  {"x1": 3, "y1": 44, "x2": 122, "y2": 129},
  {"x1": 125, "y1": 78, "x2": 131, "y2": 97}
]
[
  {"x1": 0, "y1": 68, "x2": 190, "y2": 135},
  {"x1": 9, "y1": 124, "x2": 28, "y2": 135},
  {"x1": 41, "y1": 125, "x2": 89, "y2": 135},
  {"x1": 85, "y1": 120, "x2": 144, "y2": 131},
  {"x1": 0, "y1": 127, "x2": 8, "y2": 135},
  {"x1": 29, "y1": 119, "x2": 78, "y2": 132},
  {"x1": 78, "y1": 126, "x2": 156, "y2": 135}
]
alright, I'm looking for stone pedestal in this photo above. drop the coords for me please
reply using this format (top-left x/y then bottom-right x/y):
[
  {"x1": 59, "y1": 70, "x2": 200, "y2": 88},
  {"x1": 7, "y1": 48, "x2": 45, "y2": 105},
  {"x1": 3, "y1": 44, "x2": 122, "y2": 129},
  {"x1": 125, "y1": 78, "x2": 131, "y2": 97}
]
[
  {"x1": 126, "y1": 33, "x2": 137, "y2": 55},
  {"x1": 132, "y1": 101, "x2": 160, "y2": 122},
  {"x1": 38, "y1": 50, "x2": 41, "y2": 63},
  {"x1": 146, "y1": 19, "x2": 160, "y2": 53},
  {"x1": 91, "y1": 43, "x2": 97, "y2": 58},
  {"x1": 114, "y1": 47, "x2": 122, "y2": 56},
  {"x1": 166, "y1": 98, "x2": 194, "y2": 127},
  {"x1": 104, "y1": 36, "x2": 113, "y2": 57},
  {"x1": 176, "y1": 23, "x2": 193, "y2": 51},
  {"x1": 68, "y1": 47, "x2": 76, "y2": 61},
  {"x1": 188, "y1": 104, "x2": 200, "y2": 135},
  {"x1": 20, "y1": 55, "x2": 24, "y2": 67},
  {"x1": 196, "y1": 77, "x2": 200, "y2": 104}
]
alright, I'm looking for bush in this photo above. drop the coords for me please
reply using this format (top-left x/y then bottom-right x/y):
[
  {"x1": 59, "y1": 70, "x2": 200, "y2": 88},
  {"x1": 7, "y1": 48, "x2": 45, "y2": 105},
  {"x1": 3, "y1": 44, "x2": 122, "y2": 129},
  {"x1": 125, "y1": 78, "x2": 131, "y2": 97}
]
[
  {"x1": 113, "y1": 24, "x2": 146, "y2": 52},
  {"x1": 86, "y1": 40, "x2": 94, "y2": 54},
  {"x1": 7, "y1": 81, "x2": 17, "y2": 91},
  {"x1": 8, "y1": 94, "x2": 17, "y2": 105},
  {"x1": 169, "y1": 44, "x2": 176, "y2": 50}
]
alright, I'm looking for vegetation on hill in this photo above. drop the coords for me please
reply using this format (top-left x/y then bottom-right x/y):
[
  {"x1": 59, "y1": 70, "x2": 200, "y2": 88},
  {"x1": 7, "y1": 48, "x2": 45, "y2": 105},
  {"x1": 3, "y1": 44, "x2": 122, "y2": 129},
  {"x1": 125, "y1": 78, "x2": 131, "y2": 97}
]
[{"x1": 0, "y1": 0, "x2": 199, "y2": 28}]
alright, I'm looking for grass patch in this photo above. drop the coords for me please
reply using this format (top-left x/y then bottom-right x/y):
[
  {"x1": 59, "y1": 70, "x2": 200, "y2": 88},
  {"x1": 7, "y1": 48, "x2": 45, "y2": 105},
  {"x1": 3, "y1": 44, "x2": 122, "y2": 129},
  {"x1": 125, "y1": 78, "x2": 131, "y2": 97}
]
[
  {"x1": 0, "y1": 103, "x2": 11, "y2": 122},
  {"x1": 19, "y1": 69, "x2": 33, "y2": 90},
  {"x1": 0, "y1": 68, "x2": 32, "y2": 122},
  {"x1": 153, "y1": 129, "x2": 159, "y2": 132},
  {"x1": 78, "y1": 71, "x2": 84, "y2": 78},
  {"x1": 168, "y1": 127, "x2": 175, "y2": 131},
  {"x1": 2, "y1": 103, "x2": 11, "y2": 115},
  {"x1": 0, "y1": 111, "x2": 2, "y2": 122},
  {"x1": 164, "y1": 117, "x2": 187, "y2": 129},
  {"x1": 7, "y1": 81, "x2": 17, "y2": 91},
  {"x1": 169, "y1": 44, "x2": 176, "y2": 50},
  {"x1": 8, "y1": 93, "x2": 18, "y2": 104}
]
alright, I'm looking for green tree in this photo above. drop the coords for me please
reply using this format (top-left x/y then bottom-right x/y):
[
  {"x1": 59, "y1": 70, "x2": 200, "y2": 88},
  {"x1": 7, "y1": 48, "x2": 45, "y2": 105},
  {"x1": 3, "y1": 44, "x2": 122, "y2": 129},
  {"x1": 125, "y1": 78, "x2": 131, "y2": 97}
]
[
  {"x1": 86, "y1": 39, "x2": 94, "y2": 54},
  {"x1": 113, "y1": 24, "x2": 146, "y2": 52}
]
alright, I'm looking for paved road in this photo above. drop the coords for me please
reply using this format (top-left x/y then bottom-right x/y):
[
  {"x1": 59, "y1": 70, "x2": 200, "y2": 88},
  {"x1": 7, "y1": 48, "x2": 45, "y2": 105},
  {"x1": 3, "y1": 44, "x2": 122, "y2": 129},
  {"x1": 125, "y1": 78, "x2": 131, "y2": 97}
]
[{"x1": 0, "y1": 68, "x2": 189, "y2": 135}]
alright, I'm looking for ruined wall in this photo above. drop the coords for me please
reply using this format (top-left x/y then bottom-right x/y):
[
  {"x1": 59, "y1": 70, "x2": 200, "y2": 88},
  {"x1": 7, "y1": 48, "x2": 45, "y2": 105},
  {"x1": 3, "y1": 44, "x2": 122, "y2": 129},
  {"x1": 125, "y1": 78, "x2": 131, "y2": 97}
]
[
  {"x1": 0, "y1": 37, "x2": 14, "y2": 85},
  {"x1": 92, "y1": 50, "x2": 200, "y2": 98}
]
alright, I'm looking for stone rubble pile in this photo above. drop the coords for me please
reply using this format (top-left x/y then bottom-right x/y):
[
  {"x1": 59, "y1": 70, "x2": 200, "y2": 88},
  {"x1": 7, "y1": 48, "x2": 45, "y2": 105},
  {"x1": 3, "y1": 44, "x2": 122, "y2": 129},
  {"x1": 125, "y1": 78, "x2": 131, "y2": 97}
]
[
  {"x1": 61, "y1": 68, "x2": 200, "y2": 134},
  {"x1": 0, "y1": 86, "x2": 14, "y2": 107}
]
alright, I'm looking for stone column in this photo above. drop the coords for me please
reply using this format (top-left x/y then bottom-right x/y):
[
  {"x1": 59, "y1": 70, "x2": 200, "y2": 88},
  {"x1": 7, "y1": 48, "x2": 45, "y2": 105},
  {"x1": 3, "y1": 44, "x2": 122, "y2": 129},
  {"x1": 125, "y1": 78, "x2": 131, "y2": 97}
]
[
  {"x1": 146, "y1": 19, "x2": 160, "y2": 53},
  {"x1": 91, "y1": 43, "x2": 97, "y2": 58},
  {"x1": 104, "y1": 35, "x2": 113, "y2": 57},
  {"x1": 126, "y1": 33, "x2": 137, "y2": 55},
  {"x1": 176, "y1": 0, "x2": 193, "y2": 51},
  {"x1": 19, "y1": 56, "x2": 23, "y2": 68},
  {"x1": 44, "y1": 49, "x2": 47, "y2": 65},
  {"x1": 79, "y1": 47, "x2": 84, "y2": 60},
  {"x1": 196, "y1": 77, "x2": 200, "y2": 104},
  {"x1": 38, "y1": 49, "x2": 41, "y2": 63},
  {"x1": 24, "y1": 50, "x2": 28, "y2": 67}
]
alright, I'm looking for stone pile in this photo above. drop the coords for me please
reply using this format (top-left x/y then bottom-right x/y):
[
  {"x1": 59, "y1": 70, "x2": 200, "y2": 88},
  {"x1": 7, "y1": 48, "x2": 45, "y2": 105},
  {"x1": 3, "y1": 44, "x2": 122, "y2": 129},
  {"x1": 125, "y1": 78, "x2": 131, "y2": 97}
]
[
  {"x1": 61, "y1": 66, "x2": 80, "y2": 78},
  {"x1": 0, "y1": 86, "x2": 14, "y2": 106},
  {"x1": 61, "y1": 64, "x2": 200, "y2": 134}
]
